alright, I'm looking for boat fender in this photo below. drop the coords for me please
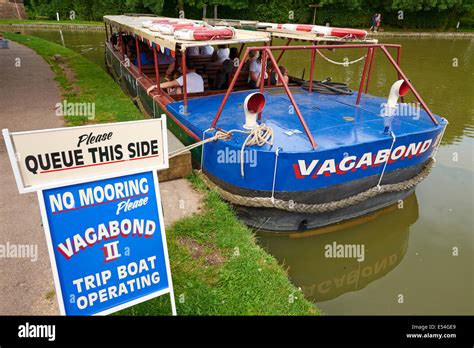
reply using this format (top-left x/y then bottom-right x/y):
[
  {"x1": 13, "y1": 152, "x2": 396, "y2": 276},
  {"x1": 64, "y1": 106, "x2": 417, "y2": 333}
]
[
  {"x1": 173, "y1": 28, "x2": 195, "y2": 41},
  {"x1": 243, "y1": 92, "x2": 266, "y2": 130}
]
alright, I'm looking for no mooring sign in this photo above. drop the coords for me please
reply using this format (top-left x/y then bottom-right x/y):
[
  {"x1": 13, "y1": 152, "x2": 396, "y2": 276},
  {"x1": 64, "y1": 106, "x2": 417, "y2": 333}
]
[{"x1": 3, "y1": 117, "x2": 176, "y2": 316}]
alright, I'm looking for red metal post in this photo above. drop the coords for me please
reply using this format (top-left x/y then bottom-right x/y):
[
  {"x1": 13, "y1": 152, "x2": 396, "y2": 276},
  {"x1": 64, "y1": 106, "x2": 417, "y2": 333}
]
[
  {"x1": 153, "y1": 46, "x2": 162, "y2": 95},
  {"x1": 380, "y1": 45, "x2": 438, "y2": 125},
  {"x1": 211, "y1": 49, "x2": 250, "y2": 129},
  {"x1": 266, "y1": 48, "x2": 317, "y2": 149},
  {"x1": 364, "y1": 47, "x2": 376, "y2": 94},
  {"x1": 258, "y1": 49, "x2": 267, "y2": 120},
  {"x1": 135, "y1": 37, "x2": 142, "y2": 74},
  {"x1": 181, "y1": 48, "x2": 187, "y2": 113},
  {"x1": 396, "y1": 46, "x2": 404, "y2": 102},
  {"x1": 309, "y1": 48, "x2": 316, "y2": 92},
  {"x1": 356, "y1": 47, "x2": 372, "y2": 105},
  {"x1": 118, "y1": 32, "x2": 124, "y2": 56},
  {"x1": 259, "y1": 49, "x2": 267, "y2": 93}
]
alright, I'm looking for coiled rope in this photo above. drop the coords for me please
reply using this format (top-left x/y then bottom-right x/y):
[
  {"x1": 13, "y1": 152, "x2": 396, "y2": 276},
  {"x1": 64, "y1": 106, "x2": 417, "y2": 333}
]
[
  {"x1": 316, "y1": 49, "x2": 367, "y2": 66},
  {"x1": 169, "y1": 124, "x2": 273, "y2": 177},
  {"x1": 302, "y1": 77, "x2": 353, "y2": 95},
  {"x1": 168, "y1": 123, "x2": 273, "y2": 176},
  {"x1": 198, "y1": 158, "x2": 435, "y2": 214}
]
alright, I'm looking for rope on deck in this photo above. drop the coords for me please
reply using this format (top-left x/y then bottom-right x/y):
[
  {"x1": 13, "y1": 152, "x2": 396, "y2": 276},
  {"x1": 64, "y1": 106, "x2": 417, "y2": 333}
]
[
  {"x1": 169, "y1": 124, "x2": 273, "y2": 177},
  {"x1": 198, "y1": 158, "x2": 435, "y2": 214}
]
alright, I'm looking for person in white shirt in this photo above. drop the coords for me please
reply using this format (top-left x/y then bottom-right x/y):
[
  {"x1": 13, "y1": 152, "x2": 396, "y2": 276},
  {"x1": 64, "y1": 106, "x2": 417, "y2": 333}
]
[
  {"x1": 160, "y1": 60, "x2": 204, "y2": 94},
  {"x1": 200, "y1": 45, "x2": 214, "y2": 56},
  {"x1": 213, "y1": 45, "x2": 230, "y2": 63},
  {"x1": 248, "y1": 51, "x2": 264, "y2": 89}
]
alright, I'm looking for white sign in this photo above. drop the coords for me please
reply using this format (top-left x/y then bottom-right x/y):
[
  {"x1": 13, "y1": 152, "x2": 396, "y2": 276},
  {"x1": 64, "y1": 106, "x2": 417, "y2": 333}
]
[{"x1": 3, "y1": 118, "x2": 168, "y2": 193}]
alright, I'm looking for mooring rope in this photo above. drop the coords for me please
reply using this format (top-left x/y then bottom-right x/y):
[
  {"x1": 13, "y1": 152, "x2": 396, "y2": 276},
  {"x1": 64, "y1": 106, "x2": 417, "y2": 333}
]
[
  {"x1": 170, "y1": 124, "x2": 273, "y2": 177},
  {"x1": 316, "y1": 49, "x2": 366, "y2": 66},
  {"x1": 198, "y1": 158, "x2": 435, "y2": 214}
]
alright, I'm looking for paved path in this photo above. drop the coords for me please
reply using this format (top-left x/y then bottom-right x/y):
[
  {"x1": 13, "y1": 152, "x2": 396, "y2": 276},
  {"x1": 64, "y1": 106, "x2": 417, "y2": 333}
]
[
  {"x1": 0, "y1": 41, "x2": 63, "y2": 315},
  {"x1": 0, "y1": 41, "x2": 202, "y2": 315}
]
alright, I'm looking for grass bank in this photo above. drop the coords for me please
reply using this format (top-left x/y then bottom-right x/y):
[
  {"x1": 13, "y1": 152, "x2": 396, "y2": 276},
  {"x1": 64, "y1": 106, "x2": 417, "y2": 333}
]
[
  {"x1": 4, "y1": 32, "x2": 143, "y2": 126},
  {"x1": 4, "y1": 33, "x2": 320, "y2": 315}
]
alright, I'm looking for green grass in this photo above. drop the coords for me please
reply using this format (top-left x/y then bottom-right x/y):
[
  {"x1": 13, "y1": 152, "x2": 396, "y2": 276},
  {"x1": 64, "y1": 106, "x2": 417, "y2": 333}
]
[
  {"x1": 117, "y1": 173, "x2": 320, "y2": 315},
  {"x1": 4, "y1": 32, "x2": 143, "y2": 126},
  {"x1": 0, "y1": 18, "x2": 102, "y2": 26},
  {"x1": 5, "y1": 33, "x2": 320, "y2": 315}
]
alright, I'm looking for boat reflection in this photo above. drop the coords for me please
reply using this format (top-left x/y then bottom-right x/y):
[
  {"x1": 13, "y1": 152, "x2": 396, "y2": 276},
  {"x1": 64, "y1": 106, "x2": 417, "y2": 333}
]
[{"x1": 256, "y1": 193, "x2": 419, "y2": 303}]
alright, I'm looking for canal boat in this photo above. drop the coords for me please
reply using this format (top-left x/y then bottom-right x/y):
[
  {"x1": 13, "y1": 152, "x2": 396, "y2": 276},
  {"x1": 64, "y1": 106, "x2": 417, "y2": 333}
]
[{"x1": 103, "y1": 15, "x2": 447, "y2": 232}]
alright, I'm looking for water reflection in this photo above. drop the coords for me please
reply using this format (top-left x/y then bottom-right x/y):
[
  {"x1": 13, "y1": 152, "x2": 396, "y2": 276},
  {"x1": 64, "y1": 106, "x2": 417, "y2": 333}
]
[{"x1": 257, "y1": 194, "x2": 418, "y2": 303}]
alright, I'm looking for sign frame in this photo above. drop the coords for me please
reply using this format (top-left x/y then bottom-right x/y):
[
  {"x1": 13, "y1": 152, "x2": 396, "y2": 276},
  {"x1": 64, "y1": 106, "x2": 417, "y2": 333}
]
[
  {"x1": 2, "y1": 117, "x2": 169, "y2": 194},
  {"x1": 36, "y1": 169, "x2": 177, "y2": 316}
]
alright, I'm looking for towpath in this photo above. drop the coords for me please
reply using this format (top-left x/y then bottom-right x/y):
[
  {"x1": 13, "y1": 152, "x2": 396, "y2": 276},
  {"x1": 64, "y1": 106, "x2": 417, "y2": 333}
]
[{"x1": 0, "y1": 41, "x2": 201, "y2": 314}]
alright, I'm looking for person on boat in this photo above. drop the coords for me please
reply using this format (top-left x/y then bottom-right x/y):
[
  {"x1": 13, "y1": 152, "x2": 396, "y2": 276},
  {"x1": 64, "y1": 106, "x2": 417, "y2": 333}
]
[
  {"x1": 214, "y1": 47, "x2": 239, "y2": 90},
  {"x1": 187, "y1": 46, "x2": 200, "y2": 57},
  {"x1": 275, "y1": 66, "x2": 289, "y2": 86},
  {"x1": 200, "y1": 45, "x2": 214, "y2": 56},
  {"x1": 213, "y1": 44, "x2": 230, "y2": 63},
  {"x1": 123, "y1": 36, "x2": 136, "y2": 62},
  {"x1": 134, "y1": 41, "x2": 153, "y2": 66},
  {"x1": 247, "y1": 51, "x2": 264, "y2": 89},
  {"x1": 166, "y1": 71, "x2": 182, "y2": 95},
  {"x1": 159, "y1": 60, "x2": 204, "y2": 94},
  {"x1": 157, "y1": 52, "x2": 176, "y2": 80}
]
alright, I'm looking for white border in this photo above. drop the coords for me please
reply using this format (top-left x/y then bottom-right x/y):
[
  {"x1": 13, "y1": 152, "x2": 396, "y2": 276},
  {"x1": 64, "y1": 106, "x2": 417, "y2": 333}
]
[
  {"x1": 3, "y1": 117, "x2": 169, "y2": 194},
  {"x1": 36, "y1": 170, "x2": 177, "y2": 316}
]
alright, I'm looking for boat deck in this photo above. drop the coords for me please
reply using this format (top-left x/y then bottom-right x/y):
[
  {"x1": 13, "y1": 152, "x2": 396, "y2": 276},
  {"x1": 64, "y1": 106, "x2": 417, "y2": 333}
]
[{"x1": 166, "y1": 87, "x2": 444, "y2": 152}]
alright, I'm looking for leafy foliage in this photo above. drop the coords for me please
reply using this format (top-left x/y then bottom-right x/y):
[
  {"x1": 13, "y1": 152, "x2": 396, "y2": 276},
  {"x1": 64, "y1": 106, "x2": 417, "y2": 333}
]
[{"x1": 23, "y1": 0, "x2": 474, "y2": 28}]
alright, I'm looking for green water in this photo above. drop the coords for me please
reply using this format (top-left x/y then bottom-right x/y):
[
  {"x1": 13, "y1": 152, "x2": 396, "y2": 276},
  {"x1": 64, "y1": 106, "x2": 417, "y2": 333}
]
[{"x1": 19, "y1": 29, "x2": 473, "y2": 315}]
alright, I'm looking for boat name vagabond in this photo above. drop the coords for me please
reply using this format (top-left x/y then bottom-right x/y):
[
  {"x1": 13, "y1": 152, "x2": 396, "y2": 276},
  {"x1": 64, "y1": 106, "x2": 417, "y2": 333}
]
[
  {"x1": 294, "y1": 138, "x2": 433, "y2": 178},
  {"x1": 57, "y1": 218, "x2": 156, "y2": 260}
]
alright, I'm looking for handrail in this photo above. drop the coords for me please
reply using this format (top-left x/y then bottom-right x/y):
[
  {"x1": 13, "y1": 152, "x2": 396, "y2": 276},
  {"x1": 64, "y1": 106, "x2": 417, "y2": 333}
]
[{"x1": 208, "y1": 43, "x2": 439, "y2": 146}]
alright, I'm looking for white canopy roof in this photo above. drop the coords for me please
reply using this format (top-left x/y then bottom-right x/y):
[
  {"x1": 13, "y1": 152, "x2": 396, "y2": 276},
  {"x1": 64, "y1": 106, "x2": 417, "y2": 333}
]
[{"x1": 104, "y1": 15, "x2": 270, "y2": 51}]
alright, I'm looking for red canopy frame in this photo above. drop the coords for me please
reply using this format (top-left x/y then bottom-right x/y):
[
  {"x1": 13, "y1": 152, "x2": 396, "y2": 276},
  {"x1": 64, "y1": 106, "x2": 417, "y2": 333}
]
[{"x1": 208, "y1": 43, "x2": 438, "y2": 150}]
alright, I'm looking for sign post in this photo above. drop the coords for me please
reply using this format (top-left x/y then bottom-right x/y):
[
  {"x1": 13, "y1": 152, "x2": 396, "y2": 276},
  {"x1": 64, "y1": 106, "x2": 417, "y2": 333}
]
[{"x1": 3, "y1": 117, "x2": 176, "y2": 316}]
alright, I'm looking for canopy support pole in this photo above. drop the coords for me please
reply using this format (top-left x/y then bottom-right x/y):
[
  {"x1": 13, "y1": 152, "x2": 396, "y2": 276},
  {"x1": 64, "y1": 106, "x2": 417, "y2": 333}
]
[
  {"x1": 153, "y1": 46, "x2": 162, "y2": 96},
  {"x1": 309, "y1": 47, "x2": 315, "y2": 92},
  {"x1": 356, "y1": 47, "x2": 372, "y2": 105},
  {"x1": 135, "y1": 37, "x2": 142, "y2": 74},
  {"x1": 181, "y1": 48, "x2": 187, "y2": 114},
  {"x1": 364, "y1": 47, "x2": 376, "y2": 94}
]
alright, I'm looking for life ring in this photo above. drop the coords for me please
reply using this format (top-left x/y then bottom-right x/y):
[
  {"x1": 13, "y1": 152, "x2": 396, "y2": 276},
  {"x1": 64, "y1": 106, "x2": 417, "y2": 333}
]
[
  {"x1": 174, "y1": 26, "x2": 236, "y2": 41},
  {"x1": 142, "y1": 19, "x2": 176, "y2": 28},
  {"x1": 150, "y1": 22, "x2": 203, "y2": 35},
  {"x1": 257, "y1": 22, "x2": 367, "y2": 39}
]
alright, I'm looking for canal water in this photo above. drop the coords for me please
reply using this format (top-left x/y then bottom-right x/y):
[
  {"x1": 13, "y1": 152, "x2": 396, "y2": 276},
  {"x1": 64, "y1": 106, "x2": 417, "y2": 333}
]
[{"x1": 18, "y1": 29, "x2": 473, "y2": 315}]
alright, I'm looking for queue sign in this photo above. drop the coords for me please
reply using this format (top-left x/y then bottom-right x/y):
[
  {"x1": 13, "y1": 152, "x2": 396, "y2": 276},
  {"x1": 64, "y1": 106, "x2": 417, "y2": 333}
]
[
  {"x1": 3, "y1": 119, "x2": 168, "y2": 193},
  {"x1": 3, "y1": 117, "x2": 176, "y2": 316}
]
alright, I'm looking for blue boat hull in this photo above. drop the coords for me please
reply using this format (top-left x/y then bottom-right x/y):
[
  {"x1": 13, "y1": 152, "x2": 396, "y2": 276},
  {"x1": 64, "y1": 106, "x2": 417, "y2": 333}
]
[{"x1": 166, "y1": 88, "x2": 446, "y2": 231}]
